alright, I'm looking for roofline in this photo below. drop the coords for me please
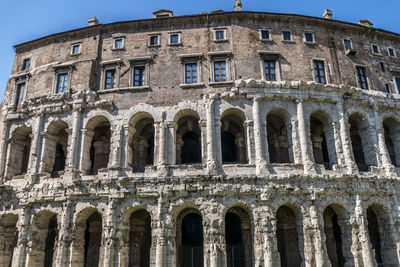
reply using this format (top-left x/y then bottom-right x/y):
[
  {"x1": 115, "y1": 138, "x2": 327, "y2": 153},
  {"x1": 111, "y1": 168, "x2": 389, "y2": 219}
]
[{"x1": 13, "y1": 10, "x2": 400, "y2": 50}]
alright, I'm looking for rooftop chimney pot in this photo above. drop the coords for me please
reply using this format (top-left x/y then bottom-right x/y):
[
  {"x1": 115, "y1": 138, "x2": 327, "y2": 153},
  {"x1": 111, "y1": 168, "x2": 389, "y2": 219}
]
[
  {"x1": 234, "y1": 0, "x2": 242, "y2": 11},
  {"x1": 323, "y1": 9, "x2": 333, "y2": 19},
  {"x1": 88, "y1": 16, "x2": 99, "y2": 26}
]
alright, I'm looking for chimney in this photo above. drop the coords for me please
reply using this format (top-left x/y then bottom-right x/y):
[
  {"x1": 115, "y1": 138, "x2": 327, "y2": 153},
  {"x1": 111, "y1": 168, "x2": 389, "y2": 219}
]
[
  {"x1": 153, "y1": 9, "x2": 174, "y2": 18},
  {"x1": 323, "y1": 9, "x2": 332, "y2": 19},
  {"x1": 88, "y1": 16, "x2": 99, "y2": 26},
  {"x1": 234, "y1": 0, "x2": 242, "y2": 11},
  {"x1": 357, "y1": 19, "x2": 373, "y2": 28}
]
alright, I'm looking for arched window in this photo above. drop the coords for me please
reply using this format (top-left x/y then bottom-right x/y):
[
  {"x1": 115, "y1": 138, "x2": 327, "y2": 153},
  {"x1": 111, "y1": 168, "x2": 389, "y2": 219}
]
[
  {"x1": 267, "y1": 110, "x2": 291, "y2": 163},
  {"x1": 221, "y1": 109, "x2": 247, "y2": 164},
  {"x1": 175, "y1": 114, "x2": 201, "y2": 164},
  {"x1": 6, "y1": 126, "x2": 32, "y2": 180},
  {"x1": 128, "y1": 209, "x2": 152, "y2": 266},
  {"x1": 225, "y1": 207, "x2": 252, "y2": 267},
  {"x1": 348, "y1": 113, "x2": 376, "y2": 171},
  {"x1": 0, "y1": 214, "x2": 18, "y2": 267},
  {"x1": 323, "y1": 206, "x2": 345, "y2": 267},
  {"x1": 383, "y1": 118, "x2": 400, "y2": 167},
  {"x1": 276, "y1": 205, "x2": 301, "y2": 267},
  {"x1": 176, "y1": 209, "x2": 203, "y2": 267}
]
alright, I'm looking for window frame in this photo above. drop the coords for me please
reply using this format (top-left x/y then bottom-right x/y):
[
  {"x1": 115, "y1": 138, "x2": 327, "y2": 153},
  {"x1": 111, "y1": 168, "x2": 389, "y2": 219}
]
[
  {"x1": 55, "y1": 72, "x2": 69, "y2": 94},
  {"x1": 52, "y1": 65, "x2": 73, "y2": 94},
  {"x1": 208, "y1": 51, "x2": 232, "y2": 85},
  {"x1": 129, "y1": 57, "x2": 153, "y2": 89},
  {"x1": 342, "y1": 38, "x2": 353, "y2": 51},
  {"x1": 394, "y1": 76, "x2": 400, "y2": 94},
  {"x1": 148, "y1": 34, "x2": 161, "y2": 47},
  {"x1": 133, "y1": 66, "x2": 145, "y2": 87},
  {"x1": 214, "y1": 28, "x2": 228, "y2": 42},
  {"x1": 281, "y1": 30, "x2": 293, "y2": 42},
  {"x1": 21, "y1": 58, "x2": 31, "y2": 71},
  {"x1": 303, "y1": 32, "x2": 315, "y2": 43},
  {"x1": 259, "y1": 29, "x2": 272, "y2": 41},
  {"x1": 179, "y1": 54, "x2": 203, "y2": 88},
  {"x1": 71, "y1": 43, "x2": 81, "y2": 55},
  {"x1": 258, "y1": 52, "x2": 281, "y2": 81},
  {"x1": 355, "y1": 65, "x2": 369, "y2": 90},
  {"x1": 113, "y1": 37, "x2": 125, "y2": 50},
  {"x1": 104, "y1": 69, "x2": 117, "y2": 90},
  {"x1": 312, "y1": 59, "x2": 328, "y2": 84},
  {"x1": 100, "y1": 59, "x2": 122, "y2": 90},
  {"x1": 387, "y1": 47, "x2": 397, "y2": 57},
  {"x1": 371, "y1": 44, "x2": 381, "y2": 55},
  {"x1": 168, "y1": 32, "x2": 181, "y2": 45}
]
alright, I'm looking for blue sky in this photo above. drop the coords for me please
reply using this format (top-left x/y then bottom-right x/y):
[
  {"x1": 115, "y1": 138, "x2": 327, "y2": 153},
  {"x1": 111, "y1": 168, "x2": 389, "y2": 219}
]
[{"x1": 1, "y1": 0, "x2": 399, "y2": 102}]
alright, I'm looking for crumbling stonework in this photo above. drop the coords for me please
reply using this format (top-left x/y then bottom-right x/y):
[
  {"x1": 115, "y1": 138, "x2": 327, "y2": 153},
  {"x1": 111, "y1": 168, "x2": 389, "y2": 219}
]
[{"x1": 0, "y1": 3, "x2": 400, "y2": 267}]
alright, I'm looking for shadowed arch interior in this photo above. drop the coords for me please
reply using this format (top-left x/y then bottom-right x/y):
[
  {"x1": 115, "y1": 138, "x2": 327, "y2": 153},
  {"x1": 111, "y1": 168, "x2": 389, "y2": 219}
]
[
  {"x1": 383, "y1": 117, "x2": 400, "y2": 167},
  {"x1": 0, "y1": 214, "x2": 18, "y2": 267},
  {"x1": 6, "y1": 126, "x2": 32, "y2": 180},
  {"x1": 221, "y1": 109, "x2": 247, "y2": 164},
  {"x1": 128, "y1": 209, "x2": 152, "y2": 267},
  {"x1": 267, "y1": 110, "x2": 291, "y2": 163},
  {"x1": 175, "y1": 113, "x2": 201, "y2": 164},
  {"x1": 323, "y1": 206, "x2": 345, "y2": 267}
]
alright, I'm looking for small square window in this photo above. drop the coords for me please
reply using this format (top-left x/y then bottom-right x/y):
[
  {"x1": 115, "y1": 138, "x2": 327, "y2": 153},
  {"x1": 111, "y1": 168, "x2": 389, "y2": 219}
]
[
  {"x1": 133, "y1": 66, "x2": 145, "y2": 87},
  {"x1": 114, "y1": 39, "x2": 124, "y2": 49},
  {"x1": 56, "y1": 73, "x2": 68, "y2": 93},
  {"x1": 371, "y1": 44, "x2": 380, "y2": 54},
  {"x1": 185, "y1": 63, "x2": 197, "y2": 84},
  {"x1": 388, "y1": 47, "x2": 396, "y2": 57},
  {"x1": 21, "y1": 58, "x2": 30, "y2": 71},
  {"x1": 282, "y1": 31, "x2": 292, "y2": 41},
  {"x1": 15, "y1": 83, "x2": 25, "y2": 107},
  {"x1": 215, "y1": 30, "x2": 226, "y2": 41},
  {"x1": 170, "y1": 34, "x2": 180, "y2": 44},
  {"x1": 72, "y1": 44, "x2": 81, "y2": 55},
  {"x1": 304, "y1": 32, "x2": 314, "y2": 43},
  {"x1": 343, "y1": 39, "x2": 352, "y2": 51},
  {"x1": 356, "y1": 66, "x2": 368, "y2": 90},
  {"x1": 395, "y1": 77, "x2": 400, "y2": 94},
  {"x1": 149, "y1": 35, "x2": 159, "y2": 46},
  {"x1": 214, "y1": 61, "x2": 226, "y2": 82},
  {"x1": 260, "y1": 29, "x2": 270, "y2": 40},
  {"x1": 105, "y1": 69, "x2": 116, "y2": 89}
]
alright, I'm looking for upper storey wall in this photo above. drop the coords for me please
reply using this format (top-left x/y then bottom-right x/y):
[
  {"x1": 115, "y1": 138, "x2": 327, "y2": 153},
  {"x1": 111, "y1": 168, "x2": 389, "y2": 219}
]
[{"x1": 5, "y1": 12, "x2": 400, "y2": 108}]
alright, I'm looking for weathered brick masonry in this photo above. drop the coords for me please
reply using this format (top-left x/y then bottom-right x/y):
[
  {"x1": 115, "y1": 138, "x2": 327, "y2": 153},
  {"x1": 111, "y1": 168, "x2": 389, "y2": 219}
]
[{"x1": 0, "y1": 2, "x2": 400, "y2": 266}]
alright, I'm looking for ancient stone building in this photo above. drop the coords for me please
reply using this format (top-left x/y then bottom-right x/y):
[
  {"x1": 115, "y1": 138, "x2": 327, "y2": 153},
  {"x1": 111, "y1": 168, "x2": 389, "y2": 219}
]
[{"x1": 1, "y1": 1, "x2": 400, "y2": 266}]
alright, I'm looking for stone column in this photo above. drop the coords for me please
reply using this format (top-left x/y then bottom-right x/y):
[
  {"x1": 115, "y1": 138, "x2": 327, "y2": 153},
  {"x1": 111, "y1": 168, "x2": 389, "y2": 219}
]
[
  {"x1": 103, "y1": 200, "x2": 117, "y2": 267},
  {"x1": 332, "y1": 121, "x2": 345, "y2": 166},
  {"x1": 55, "y1": 201, "x2": 74, "y2": 267},
  {"x1": 296, "y1": 100, "x2": 315, "y2": 174},
  {"x1": 157, "y1": 121, "x2": 168, "y2": 177},
  {"x1": 155, "y1": 196, "x2": 166, "y2": 267},
  {"x1": 12, "y1": 207, "x2": 31, "y2": 267},
  {"x1": 243, "y1": 120, "x2": 254, "y2": 164},
  {"x1": 253, "y1": 98, "x2": 268, "y2": 175},
  {"x1": 28, "y1": 113, "x2": 44, "y2": 176},
  {"x1": 204, "y1": 204, "x2": 224, "y2": 267},
  {"x1": 0, "y1": 120, "x2": 10, "y2": 184},
  {"x1": 372, "y1": 103, "x2": 395, "y2": 175},
  {"x1": 336, "y1": 101, "x2": 358, "y2": 174},
  {"x1": 67, "y1": 108, "x2": 82, "y2": 170},
  {"x1": 121, "y1": 125, "x2": 135, "y2": 169},
  {"x1": 308, "y1": 204, "x2": 330, "y2": 267},
  {"x1": 206, "y1": 97, "x2": 218, "y2": 172},
  {"x1": 79, "y1": 129, "x2": 95, "y2": 173},
  {"x1": 38, "y1": 132, "x2": 59, "y2": 174},
  {"x1": 109, "y1": 125, "x2": 123, "y2": 169}
]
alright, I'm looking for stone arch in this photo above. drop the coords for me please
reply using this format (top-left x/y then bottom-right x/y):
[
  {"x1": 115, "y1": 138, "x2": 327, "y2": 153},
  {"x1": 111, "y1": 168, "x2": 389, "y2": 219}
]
[
  {"x1": 382, "y1": 117, "x2": 400, "y2": 167},
  {"x1": 81, "y1": 116, "x2": 111, "y2": 174},
  {"x1": 175, "y1": 207, "x2": 203, "y2": 267},
  {"x1": 27, "y1": 210, "x2": 58, "y2": 267},
  {"x1": 366, "y1": 203, "x2": 398, "y2": 266},
  {"x1": 41, "y1": 120, "x2": 69, "y2": 177},
  {"x1": 221, "y1": 108, "x2": 247, "y2": 164},
  {"x1": 5, "y1": 126, "x2": 32, "y2": 180},
  {"x1": 348, "y1": 112, "x2": 376, "y2": 171},
  {"x1": 310, "y1": 110, "x2": 338, "y2": 170},
  {"x1": 174, "y1": 109, "x2": 202, "y2": 165},
  {"x1": 224, "y1": 206, "x2": 252, "y2": 267},
  {"x1": 275, "y1": 204, "x2": 302, "y2": 267},
  {"x1": 0, "y1": 213, "x2": 18, "y2": 267},
  {"x1": 266, "y1": 108, "x2": 292, "y2": 163},
  {"x1": 71, "y1": 207, "x2": 103, "y2": 267},
  {"x1": 127, "y1": 112, "x2": 155, "y2": 172}
]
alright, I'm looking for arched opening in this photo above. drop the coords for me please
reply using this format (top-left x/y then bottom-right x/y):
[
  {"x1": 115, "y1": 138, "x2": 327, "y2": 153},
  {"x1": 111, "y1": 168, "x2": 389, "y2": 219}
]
[
  {"x1": 348, "y1": 113, "x2": 376, "y2": 172},
  {"x1": 366, "y1": 206, "x2": 382, "y2": 265},
  {"x1": 71, "y1": 209, "x2": 103, "y2": 267},
  {"x1": 225, "y1": 207, "x2": 252, "y2": 267},
  {"x1": 310, "y1": 112, "x2": 337, "y2": 170},
  {"x1": 28, "y1": 211, "x2": 58, "y2": 267},
  {"x1": 276, "y1": 205, "x2": 301, "y2": 267},
  {"x1": 323, "y1": 206, "x2": 345, "y2": 267},
  {"x1": 6, "y1": 126, "x2": 32, "y2": 180},
  {"x1": 82, "y1": 116, "x2": 111, "y2": 175},
  {"x1": 0, "y1": 214, "x2": 18, "y2": 267},
  {"x1": 176, "y1": 209, "x2": 203, "y2": 267},
  {"x1": 175, "y1": 113, "x2": 201, "y2": 164},
  {"x1": 129, "y1": 209, "x2": 152, "y2": 267},
  {"x1": 267, "y1": 110, "x2": 291, "y2": 163},
  {"x1": 383, "y1": 118, "x2": 400, "y2": 167},
  {"x1": 41, "y1": 120, "x2": 69, "y2": 178},
  {"x1": 128, "y1": 114, "x2": 155, "y2": 172},
  {"x1": 221, "y1": 109, "x2": 247, "y2": 164}
]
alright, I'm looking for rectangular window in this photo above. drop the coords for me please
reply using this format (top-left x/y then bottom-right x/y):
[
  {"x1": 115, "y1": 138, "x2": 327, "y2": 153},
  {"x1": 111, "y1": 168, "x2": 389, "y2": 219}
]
[
  {"x1": 22, "y1": 59, "x2": 30, "y2": 71},
  {"x1": 105, "y1": 69, "x2": 116, "y2": 89},
  {"x1": 215, "y1": 30, "x2": 225, "y2": 41},
  {"x1": 356, "y1": 66, "x2": 368, "y2": 89},
  {"x1": 16, "y1": 83, "x2": 25, "y2": 106},
  {"x1": 396, "y1": 77, "x2": 400, "y2": 94},
  {"x1": 72, "y1": 44, "x2": 81, "y2": 55},
  {"x1": 379, "y1": 62, "x2": 385, "y2": 72},
  {"x1": 343, "y1": 39, "x2": 352, "y2": 51},
  {"x1": 170, "y1": 34, "x2": 179, "y2": 44},
  {"x1": 114, "y1": 39, "x2": 123, "y2": 49},
  {"x1": 260, "y1": 29, "x2": 270, "y2": 40},
  {"x1": 56, "y1": 73, "x2": 68, "y2": 93},
  {"x1": 185, "y1": 63, "x2": 197, "y2": 84},
  {"x1": 264, "y1": 60, "x2": 276, "y2": 81},
  {"x1": 282, "y1": 31, "x2": 292, "y2": 41},
  {"x1": 150, "y1": 35, "x2": 159, "y2": 46},
  {"x1": 214, "y1": 61, "x2": 226, "y2": 82},
  {"x1": 314, "y1": 60, "x2": 326, "y2": 84},
  {"x1": 388, "y1": 47, "x2": 396, "y2": 57},
  {"x1": 371, "y1": 44, "x2": 380, "y2": 54},
  {"x1": 304, "y1": 32, "x2": 314, "y2": 43},
  {"x1": 133, "y1": 66, "x2": 145, "y2": 87}
]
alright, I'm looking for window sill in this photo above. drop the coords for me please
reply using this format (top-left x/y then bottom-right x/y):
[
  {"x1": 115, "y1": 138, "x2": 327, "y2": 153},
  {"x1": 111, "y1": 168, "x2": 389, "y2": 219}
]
[
  {"x1": 282, "y1": 40, "x2": 296, "y2": 44},
  {"x1": 179, "y1": 83, "x2": 205, "y2": 89},
  {"x1": 371, "y1": 52, "x2": 382, "y2": 56},
  {"x1": 111, "y1": 48, "x2": 126, "y2": 51},
  {"x1": 148, "y1": 44, "x2": 161, "y2": 48},
  {"x1": 304, "y1": 41, "x2": 316, "y2": 45},
  {"x1": 260, "y1": 38, "x2": 273, "y2": 42},
  {"x1": 70, "y1": 53, "x2": 81, "y2": 56},
  {"x1": 168, "y1": 43, "x2": 183, "y2": 47},
  {"x1": 209, "y1": 81, "x2": 234, "y2": 86},
  {"x1": 98, "y1": 86, "x2": 150, "y2": 94},
  {"x1": 214, "y1": 39, "x2": 229, "y2": 43}
]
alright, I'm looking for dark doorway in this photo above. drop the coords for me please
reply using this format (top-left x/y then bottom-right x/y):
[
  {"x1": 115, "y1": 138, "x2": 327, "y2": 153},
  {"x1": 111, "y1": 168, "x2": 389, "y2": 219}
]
[
  {"x1": 181, "y1": 131, "x2": 201, "y2": 164},
  {"x1": 129, "y1": 210, "x2": 152, "y2": 267},
  {"x1": 83, "y1": 212, "x2": 102, "y2": 267},
  {"x1": 226, "y1": 213, "x2": 245, "y2": 267},
  {"x1": 367, "y1": 207, "x2": 383, "y2": 265},
  {"x1": 222, "y1": 132, "x2": 237, "y2": 163},
  {"x1": 323, "y1": 207, "x2": 345, "y2": 267},
  {"x1": 44, "y1": 215, "x2": 58, "y2": 267},
  {"x1": 180, "y1": 213, "x2": 203, "y2": 267}
]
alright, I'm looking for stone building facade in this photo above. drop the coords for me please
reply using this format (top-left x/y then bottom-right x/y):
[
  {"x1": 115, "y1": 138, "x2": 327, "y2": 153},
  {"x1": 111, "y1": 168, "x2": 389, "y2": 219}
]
[{"x1": 1, "y1": 2, "x2": 400, "y2": 266}]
